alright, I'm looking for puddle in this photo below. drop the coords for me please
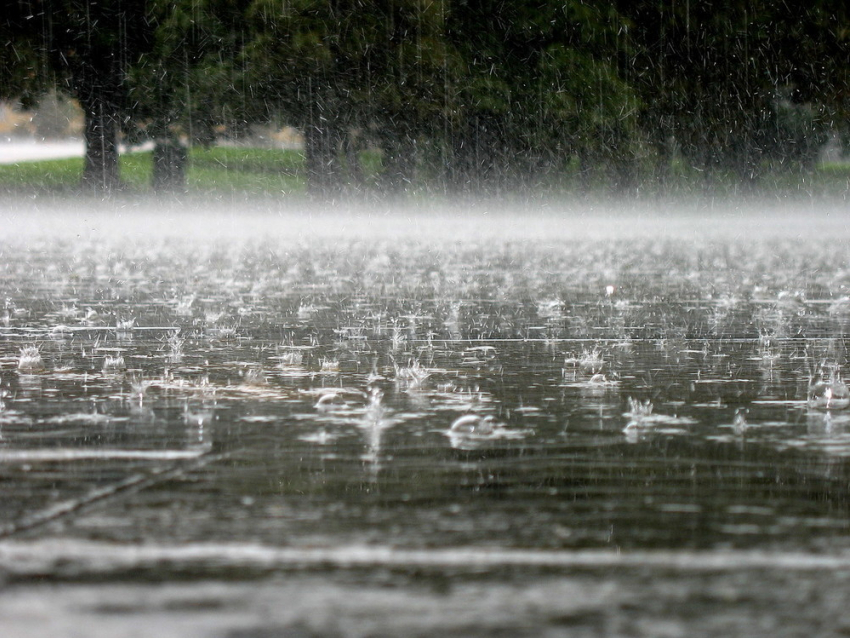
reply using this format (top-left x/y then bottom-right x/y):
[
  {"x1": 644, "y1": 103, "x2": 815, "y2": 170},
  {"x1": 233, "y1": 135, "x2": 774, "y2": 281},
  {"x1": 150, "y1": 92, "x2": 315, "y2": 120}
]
[{"x1": 3, "y1": 205, "x2": 850, "y2": 633}]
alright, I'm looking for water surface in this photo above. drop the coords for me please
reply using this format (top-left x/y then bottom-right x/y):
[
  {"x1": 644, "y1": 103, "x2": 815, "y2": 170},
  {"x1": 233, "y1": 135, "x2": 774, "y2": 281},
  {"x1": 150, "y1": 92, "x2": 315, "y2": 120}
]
[{"x1": 2, "y1": 199, "x2": 850, "y2": 634}]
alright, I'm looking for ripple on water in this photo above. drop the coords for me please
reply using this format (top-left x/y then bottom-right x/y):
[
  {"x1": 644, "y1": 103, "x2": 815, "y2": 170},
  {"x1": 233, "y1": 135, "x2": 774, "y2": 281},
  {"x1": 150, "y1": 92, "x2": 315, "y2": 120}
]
[{"x1": 1, "y1": 231, "x2": 850, "y2": 554}]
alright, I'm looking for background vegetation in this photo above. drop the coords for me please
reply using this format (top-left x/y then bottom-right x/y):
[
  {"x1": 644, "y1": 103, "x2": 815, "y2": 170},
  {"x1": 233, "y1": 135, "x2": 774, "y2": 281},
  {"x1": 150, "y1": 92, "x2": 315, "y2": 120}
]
[{"x1": 1, "y1": 0, "x2": 848, "y2": 198}]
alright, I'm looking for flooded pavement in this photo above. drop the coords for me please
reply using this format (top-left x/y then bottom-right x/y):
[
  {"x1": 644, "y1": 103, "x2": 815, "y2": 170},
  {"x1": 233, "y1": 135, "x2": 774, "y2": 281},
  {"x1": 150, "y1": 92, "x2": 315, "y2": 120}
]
[{"x1": 3, "y1": 199, "x2": 850, "y2": 635}]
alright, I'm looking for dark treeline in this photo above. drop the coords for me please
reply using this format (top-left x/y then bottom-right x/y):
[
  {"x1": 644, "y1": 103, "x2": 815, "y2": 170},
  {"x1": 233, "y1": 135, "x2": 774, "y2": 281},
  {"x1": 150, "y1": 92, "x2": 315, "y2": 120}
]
[{"x1": 2, "y1": 0, "x2": 848, "y2": 197}]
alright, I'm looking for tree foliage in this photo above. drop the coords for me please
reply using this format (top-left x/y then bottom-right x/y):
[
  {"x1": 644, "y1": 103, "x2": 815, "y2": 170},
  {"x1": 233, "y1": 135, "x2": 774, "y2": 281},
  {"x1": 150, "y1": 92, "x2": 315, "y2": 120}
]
[
  {"x1": 2, "y1": 0, "x2": 153, "y2": 192},
  {"x1": 2, "y1": 0, "x2": 848, "y2": 196},
  {"x1": 0, "y1": 1, "x2": 52, "y2": 107}
]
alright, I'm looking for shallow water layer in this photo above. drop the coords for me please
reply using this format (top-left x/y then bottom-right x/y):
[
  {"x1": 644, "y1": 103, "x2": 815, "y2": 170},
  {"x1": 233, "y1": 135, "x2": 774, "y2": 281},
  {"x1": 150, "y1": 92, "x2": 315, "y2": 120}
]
[
  {"x1": 6, "y1": 563, "x2": 850, "y2": 638},
  {"x1": 2, "y1": 203, "x2": 850, "y2": 633}
]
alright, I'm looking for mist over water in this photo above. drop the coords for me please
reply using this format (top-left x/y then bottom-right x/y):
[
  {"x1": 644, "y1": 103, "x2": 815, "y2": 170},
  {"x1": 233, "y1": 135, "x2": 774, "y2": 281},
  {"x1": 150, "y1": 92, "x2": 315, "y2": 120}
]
[{"x1": 3, "y1": 194, "x2": 848, "y2": 242}]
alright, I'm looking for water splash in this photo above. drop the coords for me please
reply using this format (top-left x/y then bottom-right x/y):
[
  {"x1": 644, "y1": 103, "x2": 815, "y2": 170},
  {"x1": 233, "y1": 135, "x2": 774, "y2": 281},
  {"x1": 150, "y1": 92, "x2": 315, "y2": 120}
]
[{"x1": 17, "y1": 346, "x2": 44, "y2": 373}]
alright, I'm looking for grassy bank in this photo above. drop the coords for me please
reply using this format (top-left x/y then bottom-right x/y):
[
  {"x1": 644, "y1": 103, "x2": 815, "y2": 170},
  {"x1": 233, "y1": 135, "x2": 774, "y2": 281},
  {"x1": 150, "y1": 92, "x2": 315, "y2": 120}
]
[
  {"x1": 0, "y1": 147, "x2": 309, "y2": 197},
  {"x1": 0, "y1": 145, "x2": 848, "y2": 200}
]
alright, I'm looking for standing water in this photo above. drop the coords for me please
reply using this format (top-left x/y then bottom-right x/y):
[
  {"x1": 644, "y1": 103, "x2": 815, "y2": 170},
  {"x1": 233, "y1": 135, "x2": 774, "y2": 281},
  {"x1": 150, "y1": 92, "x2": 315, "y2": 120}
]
[{"x1": 2, "y1": 199, "x2": 850, "y2": 636}]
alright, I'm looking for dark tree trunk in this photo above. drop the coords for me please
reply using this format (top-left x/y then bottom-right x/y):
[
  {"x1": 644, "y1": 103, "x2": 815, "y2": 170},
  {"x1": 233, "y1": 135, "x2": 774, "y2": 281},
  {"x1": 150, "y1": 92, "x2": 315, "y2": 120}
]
[
  {"x1": 80, "y1": 90, "x2": 122, "y2": 193},
  {"x1": 728, "y1": 128, "x2": 762, "y2": 191},
  {"x1": 152, "y1": 140, "x2": 188, "y2": 193},
  {"x1": 342, "y1": 130, "x2": 364, "y2": 188},
  {"x1": 576, "y1": 145, "x2": 593, "y2": 193},
  {"x1": 447, "y1": 128, "x2": 473, "y2": 194},
  {"x1": 304, "y1": 122, "x2": 341, "y2": 198},
  {"x1": 380, "y1": 128, "x2": 416, "y2": 195},
  {"x1": 653, "y1": 140, "x2": 672, "y2": 194},
  {"x1": 643, "y1": 114, "x2": 673, "y2": 194},
  {"x1": 71, "y1": 29, "x2": 126, "y2": 195},
  {"x1": 447, "y1": 114, "x2": 503, "y2": 195}
]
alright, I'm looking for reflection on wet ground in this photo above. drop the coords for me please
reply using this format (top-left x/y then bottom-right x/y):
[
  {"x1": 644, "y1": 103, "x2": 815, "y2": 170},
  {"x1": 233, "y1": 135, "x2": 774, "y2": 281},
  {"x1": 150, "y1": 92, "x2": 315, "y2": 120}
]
[{"x1": 3, "y1": 207, "x2": 850, "y2": 634}]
